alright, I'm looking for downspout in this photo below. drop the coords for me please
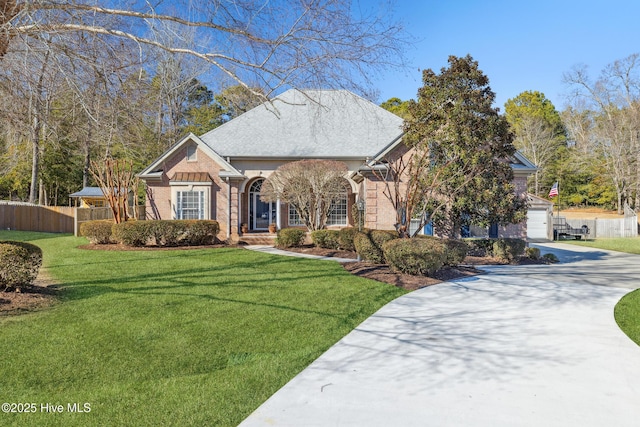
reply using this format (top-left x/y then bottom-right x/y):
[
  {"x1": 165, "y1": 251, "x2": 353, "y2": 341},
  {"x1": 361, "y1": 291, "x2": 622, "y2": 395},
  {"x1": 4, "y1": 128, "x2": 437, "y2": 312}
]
[{"x1": 226, "y1": 177, "x2": 231, "y2": 239}]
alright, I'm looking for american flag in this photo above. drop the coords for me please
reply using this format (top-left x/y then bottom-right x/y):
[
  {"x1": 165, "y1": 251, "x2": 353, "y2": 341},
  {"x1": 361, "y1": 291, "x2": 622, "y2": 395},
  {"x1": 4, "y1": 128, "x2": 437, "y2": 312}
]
[{"x1": 548, "y1": 182, "x2": 559, "y2": 198}]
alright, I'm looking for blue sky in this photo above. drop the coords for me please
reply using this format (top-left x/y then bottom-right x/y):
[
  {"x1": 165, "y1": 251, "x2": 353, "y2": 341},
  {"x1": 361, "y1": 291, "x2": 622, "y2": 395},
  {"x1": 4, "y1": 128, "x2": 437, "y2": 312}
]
[{"x1": 374, "y1": 0, "x2": 640, "y2": 111}]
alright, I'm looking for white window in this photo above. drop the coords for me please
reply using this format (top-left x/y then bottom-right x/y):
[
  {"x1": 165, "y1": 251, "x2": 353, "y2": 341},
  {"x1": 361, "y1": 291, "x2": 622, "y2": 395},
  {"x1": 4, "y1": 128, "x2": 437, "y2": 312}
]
[
  {"x1": 186, "y1": 145, "x2": 197, "y2": 162},
  {"x1": 326, "y1": 193, "x2": 348, "y2": 226},
  {"x1": 176, "y1": 190, "x2": 205, "y2": 219},
  {"x1": 288, "y1": 205, "x2": 304, "y2": 226},
  {"x1": 287, "y1": 193, "x2": 348, "y2": 227}
]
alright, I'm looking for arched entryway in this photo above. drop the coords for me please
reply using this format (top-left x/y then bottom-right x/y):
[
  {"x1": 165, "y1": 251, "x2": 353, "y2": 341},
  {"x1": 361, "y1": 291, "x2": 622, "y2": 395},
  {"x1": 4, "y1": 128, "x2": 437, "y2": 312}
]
[{"x1": 248, "y1": 179, "x2": 274, "y2": 231}]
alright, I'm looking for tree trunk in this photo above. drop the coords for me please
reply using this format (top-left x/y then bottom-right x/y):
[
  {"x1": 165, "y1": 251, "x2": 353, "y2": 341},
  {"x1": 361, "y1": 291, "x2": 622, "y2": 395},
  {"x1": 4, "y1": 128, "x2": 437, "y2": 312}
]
[{"x1": 28, "y1": 120, "x2": 40, "y2": 204}]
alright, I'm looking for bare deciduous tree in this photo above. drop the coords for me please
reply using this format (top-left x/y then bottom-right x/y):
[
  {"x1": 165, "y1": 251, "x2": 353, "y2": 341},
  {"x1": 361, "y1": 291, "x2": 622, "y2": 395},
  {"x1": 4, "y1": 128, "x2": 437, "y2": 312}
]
[
  {"x1": 563, "y1": 53, "x2": 640, "y2": 212},
  {"x1": 261, "y1": 160, "x2": 348, "y2": 231},
  {"x1": 2, "y1": 0, "x2": 408, "y2": 100},
  {"x1": 511, "y1": 115, "x2": 557, "y2": 195}
]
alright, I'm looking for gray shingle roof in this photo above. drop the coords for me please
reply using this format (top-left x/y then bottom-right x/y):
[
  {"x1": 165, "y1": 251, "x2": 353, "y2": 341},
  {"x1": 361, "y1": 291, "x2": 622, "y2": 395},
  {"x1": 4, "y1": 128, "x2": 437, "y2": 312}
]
[
  {"x1": 199, "y1": 89, "x2": 404, "y2": 159},
  {"x1": 69, "y1": 187, "x2": 105, "y2": 198}
]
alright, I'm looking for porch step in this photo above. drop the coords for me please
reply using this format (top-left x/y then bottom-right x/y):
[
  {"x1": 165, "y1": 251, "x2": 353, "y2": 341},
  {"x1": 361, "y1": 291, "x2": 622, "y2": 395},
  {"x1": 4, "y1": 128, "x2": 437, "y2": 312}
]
[{"x1": 239, "y1": 233, "x2": 277, "y2": 246}]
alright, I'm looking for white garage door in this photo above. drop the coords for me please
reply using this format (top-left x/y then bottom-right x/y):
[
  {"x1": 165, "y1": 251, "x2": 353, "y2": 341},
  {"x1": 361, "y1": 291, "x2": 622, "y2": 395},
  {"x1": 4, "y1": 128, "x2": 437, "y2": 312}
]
[{"x1": 527, "y1": 209, "x2": 549, "y2": 240}]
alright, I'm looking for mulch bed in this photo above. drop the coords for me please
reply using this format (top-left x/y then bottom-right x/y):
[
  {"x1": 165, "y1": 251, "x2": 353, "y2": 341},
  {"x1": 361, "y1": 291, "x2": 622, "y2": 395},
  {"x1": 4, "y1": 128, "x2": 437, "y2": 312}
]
[
  {"x1": 283, "y1": 245, "x2": 521, "y2": 291},
  {"x1": 0, "y1": 272, "x2": 60, "y2": 316}
]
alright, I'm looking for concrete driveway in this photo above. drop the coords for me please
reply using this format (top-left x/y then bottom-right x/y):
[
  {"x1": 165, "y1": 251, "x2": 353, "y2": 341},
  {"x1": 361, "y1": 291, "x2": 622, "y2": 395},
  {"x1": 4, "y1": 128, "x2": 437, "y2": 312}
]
[{"x1": 239, "y1": 243, "x2": 640, "y2": 427}]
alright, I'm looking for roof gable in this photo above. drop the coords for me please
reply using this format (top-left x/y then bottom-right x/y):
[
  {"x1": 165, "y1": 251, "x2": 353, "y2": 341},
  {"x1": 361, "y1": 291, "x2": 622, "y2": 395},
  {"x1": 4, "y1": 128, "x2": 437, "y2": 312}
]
[
  {"x1": 138, "y1": 133, "x2": 243, "y2": 180},
  {"x1": 199, "y1": 89, "x2": 405, "y2": 159}
]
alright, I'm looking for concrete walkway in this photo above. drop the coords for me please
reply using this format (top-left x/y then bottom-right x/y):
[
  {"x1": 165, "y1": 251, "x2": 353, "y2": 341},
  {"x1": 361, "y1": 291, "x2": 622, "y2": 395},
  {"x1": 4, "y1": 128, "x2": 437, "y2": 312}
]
[
  {"x1": 239, "y1": 243, "x2": 640, "y2": 427},
  {"x1": 245, "y1": 245, "x2": 358, "y2": 263}
]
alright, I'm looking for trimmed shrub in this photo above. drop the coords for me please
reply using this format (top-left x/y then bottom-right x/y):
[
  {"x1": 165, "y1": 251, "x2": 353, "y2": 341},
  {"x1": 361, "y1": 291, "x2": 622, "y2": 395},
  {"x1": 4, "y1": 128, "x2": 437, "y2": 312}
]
[
  {"x1": 525, "y1": 247, "x2": 541, "y2": 260},
  {"x1": 492, "y1": 238, "x2": 526, "y2": 262},
  {"x1": 338, "y1": 227, "x2": 359, "y2": 251},
  {"x1": 382, "y1": 238, "x2": 446, "y2": 276},
  {"x1": 275, "y1": 228, "x2": 306, "y2": 248},
  {"x1": 542, "y1": 253, "x2": 559, "y2": 263},
  {"x1": 311, "y1": 230, "x2": 341, "y2": 249},
  {"x1": 465, "y1": 238, "x2": 495, "y2": 257},
  {"x1": 112, "y1": 220, "x2": 220, "y2": 247},
  {"x1": 0, "y1": 241, "x2": 43, "y2": 290},
  {"x1": 182, "y1": 220, "x2": 219, "y2": 245},
  {"x1": 353, "y1": 230, "x2": 398, "y2": 263},
  {"x1": 147, "y1": 220, "x2": 187, "y2": 247},
  {"x1": 112, "y1": 221, "x2": 151, "y2": 247},
  {"x1": 80, "y1": 220, "x2": 115, "y2": 244},
  {"x1": 442, "y1": 238, "x2": 469, "y2": 266}
]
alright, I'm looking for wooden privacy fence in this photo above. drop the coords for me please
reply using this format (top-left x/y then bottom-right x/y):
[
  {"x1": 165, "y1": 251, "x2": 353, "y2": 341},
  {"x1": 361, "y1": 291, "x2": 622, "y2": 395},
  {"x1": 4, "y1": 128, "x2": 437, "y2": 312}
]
[
  {"x1": 0, "y1": 204, "x2": 75, "y2": 233},
  {"x1": 0, "y1": 203, "x2": 146, "y2": 235}
]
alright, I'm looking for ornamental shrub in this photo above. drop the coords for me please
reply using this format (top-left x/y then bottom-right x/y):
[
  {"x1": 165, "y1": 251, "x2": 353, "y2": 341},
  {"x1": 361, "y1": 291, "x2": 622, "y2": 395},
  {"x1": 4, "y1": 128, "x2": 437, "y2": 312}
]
[
  {"x1": 442, "y1": 238, "x2": 469, "y2": 266},
  {"x1": 311, "y1": 230, "x2": 341, "y2": 249},
  {"x1": 492, "y1": 238, "x2": 526, "y2": 262},
  {"x1": 338, "y1": 227, "x2": 359, "y2": 251},
  {"x1": 80, "y1": 220, "x2": 115, "y2": 244},
  {"x1": 465, "y1": 238, "x2": 495, "y2": 257},
  {"x1": 542, "y1": 253, "x2": 559, "y2": 263},
  {"x1": 147, "y1": 220, "x2": 188, "y2": 247},
  {"x1": 353, "y1": 230, "x2": 398, "y2": 263},
  {"x1": 525, "y1": 247, "x2": 541, "y2": 260},
  {"x1": 275, "y1": 228, "x2": 306, "y2": 248},
  {"x1": 382, "y1": 238, "x2": 446, "y2": 276},
  {"x1": 112, "y1": 221, "x2": 151, "y2": 246},
  {"x1": 0, "y1": 241, "x2": 43, "y2": 290},
  {"x1": 182, "y1": 220, "x2": 219, "y2": 245}
]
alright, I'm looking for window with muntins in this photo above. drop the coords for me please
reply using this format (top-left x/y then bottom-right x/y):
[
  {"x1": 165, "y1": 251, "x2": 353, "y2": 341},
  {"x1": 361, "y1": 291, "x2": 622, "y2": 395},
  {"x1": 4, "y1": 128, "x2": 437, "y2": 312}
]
[
  {"x1": 287, "y1": 193, "x2": 348, "y2": 227},
  {"x1": 177, "y1": 190, "x2": 204, "y2": 219},
  {"x1": 288, "y1": 205, "x2": 304, "y2": 226},
  {"x1": 326, "y1": 193, "x2": 348, "y2": 226}
]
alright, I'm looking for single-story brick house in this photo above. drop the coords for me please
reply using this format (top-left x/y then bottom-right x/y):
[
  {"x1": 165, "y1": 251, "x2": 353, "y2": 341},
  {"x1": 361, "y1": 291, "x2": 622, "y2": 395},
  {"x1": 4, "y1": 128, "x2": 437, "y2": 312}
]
[{"x1": 139, "y1": 89, "x2": 536, "y2": 240}]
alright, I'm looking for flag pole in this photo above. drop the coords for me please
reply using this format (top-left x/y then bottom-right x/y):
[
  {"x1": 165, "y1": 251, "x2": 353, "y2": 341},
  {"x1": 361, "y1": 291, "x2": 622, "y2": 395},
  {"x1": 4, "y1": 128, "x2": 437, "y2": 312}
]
[{"x1": 556, "y1": 179, "x2": 560, "y2": 222}]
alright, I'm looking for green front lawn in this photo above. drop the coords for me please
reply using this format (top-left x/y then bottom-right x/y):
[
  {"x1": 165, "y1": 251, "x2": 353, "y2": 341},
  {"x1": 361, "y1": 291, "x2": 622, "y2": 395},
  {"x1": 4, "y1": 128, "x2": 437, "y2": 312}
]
[
  {"x1": 565, "y1": 236, "x2": 640, "y2": 254},
  {"x1": 615, "y1": 289, "x2": 640, "y2": 346},
  {"x1": 563, "y1": 237, "x2": 640, "y2": 345},
  {"x1": 0, "y1": 231, "x2": 406, "y2": 426}
]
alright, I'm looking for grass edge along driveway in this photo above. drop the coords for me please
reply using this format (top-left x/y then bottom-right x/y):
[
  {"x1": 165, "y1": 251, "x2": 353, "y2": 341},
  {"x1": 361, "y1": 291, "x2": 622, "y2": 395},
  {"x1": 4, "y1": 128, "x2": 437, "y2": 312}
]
[
  {"x1": 0, "y1": 231, "x2": 406, "y2": 427},
  {"x1": 564, "y1": 237, "x2": 640, "y2": 346}
]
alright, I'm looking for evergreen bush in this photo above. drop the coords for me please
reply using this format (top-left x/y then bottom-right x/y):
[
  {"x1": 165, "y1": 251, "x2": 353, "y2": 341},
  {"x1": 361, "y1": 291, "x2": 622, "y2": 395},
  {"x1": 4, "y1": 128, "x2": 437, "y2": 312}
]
[
  {"x1": 0, "y1": 241, "x2": 43, "y2": 290},
  {"x1": 353, "y1": 230, "x2": 398, "y2": 263},
  {"x1": 80, "y1": 220, "x2": 115, "y2": 244},
  {"x1": 182, "y1": 220, "x2": 219, "y2": 245},
  {"x1": 112, "y1": 221, "x2": 151, "y2": 246},
  {"x1": 275, "y1": 228, "x2": 306, "y2": 248},
  {"x1": 382, "y1": 238, "x2": 446, "y2": 276},
  {"x1": 525, "y1": 247, "x2": 541, "y2": 260},
  {"x1": 492, "y1": 238, "x2": 526, "y2": 262},
  {"x1": 338, "y1": 227, "x2": 359, "y2": 251},
  {"x1": 311, "y1": 230, "x2": 341, "y2": 249}
]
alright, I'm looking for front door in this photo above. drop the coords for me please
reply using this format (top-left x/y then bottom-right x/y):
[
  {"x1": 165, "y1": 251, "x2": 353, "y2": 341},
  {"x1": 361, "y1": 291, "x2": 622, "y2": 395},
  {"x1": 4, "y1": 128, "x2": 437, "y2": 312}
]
[
  {"x1": 249, "y1": 179, "x2": 274, "y2": 231},
  {"x1": 252, "y1": 193, "x2": 274, "y2": 230}
]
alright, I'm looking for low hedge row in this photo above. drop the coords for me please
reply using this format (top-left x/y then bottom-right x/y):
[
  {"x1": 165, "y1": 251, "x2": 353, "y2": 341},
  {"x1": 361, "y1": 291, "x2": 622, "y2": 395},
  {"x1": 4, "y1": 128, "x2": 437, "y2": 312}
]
[
  {"x1": 353, "y1": 230, "x2": 398, "y2": 263},
  {"x1": 311, "y1": 230, "x2": 341, "y2": 249},
  {"x1": 416, "y1": 236, "x2": 469, "y2": 266},
  {"x1": 275, "y1": 228, "x2": 306, "y2": 248},
  {"x1": 80, "y1": 220, "x2": 114, "y2": 244},
  {"x1": 465, "y1": 238, "x2": 526, "y2": 262},
  {"x1": 382, "y1": 238, "x2": 447, "y2": 276},
  {"x1": 0, "y1": 241, "x2": 43, "y2": 290},
  {"x1": 81, "y1": 220, "x2": 220, "y2": 247},
  {"x1": 311, "y1": 228, "x2": 360, "y2": 251}
]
